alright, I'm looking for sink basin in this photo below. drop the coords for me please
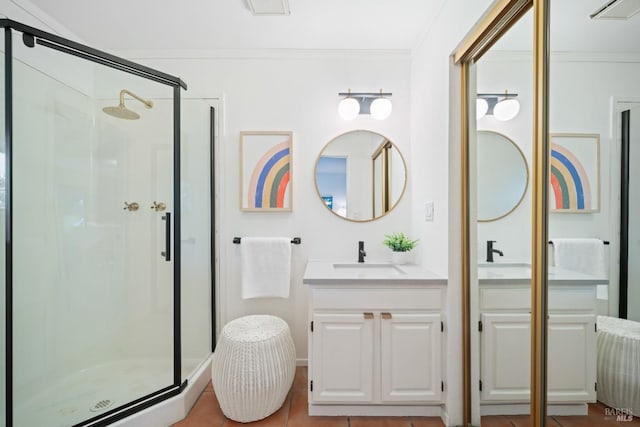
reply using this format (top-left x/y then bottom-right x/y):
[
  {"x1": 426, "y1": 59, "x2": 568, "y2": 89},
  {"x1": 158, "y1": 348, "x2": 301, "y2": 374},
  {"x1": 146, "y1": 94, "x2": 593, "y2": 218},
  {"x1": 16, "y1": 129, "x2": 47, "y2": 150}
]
[{"x1": 332, "y1": 263, "x2": 406, "y2": 275}]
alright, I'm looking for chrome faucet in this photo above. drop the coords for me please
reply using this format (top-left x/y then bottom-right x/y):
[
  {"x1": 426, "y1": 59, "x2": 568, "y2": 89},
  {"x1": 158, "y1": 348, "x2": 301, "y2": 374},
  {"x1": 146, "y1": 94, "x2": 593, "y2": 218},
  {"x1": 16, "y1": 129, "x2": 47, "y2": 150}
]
[
  {"x1": 486, "y1": 240, "x2": 504, "y2": 263},
  {"x1": 358, "y1": 241, "x2": 366, "y2": 263}
]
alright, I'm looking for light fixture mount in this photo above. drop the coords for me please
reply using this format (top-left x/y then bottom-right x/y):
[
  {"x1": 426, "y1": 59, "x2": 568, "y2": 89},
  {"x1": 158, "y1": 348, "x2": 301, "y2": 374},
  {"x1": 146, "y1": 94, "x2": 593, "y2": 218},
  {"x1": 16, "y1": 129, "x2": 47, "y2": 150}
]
[
  {"x1": 338, "y1": 90, "x2": 393, "y2": 120},
  {"x1": 476, "y1": 91, "x2": 520, "y2": 120}
]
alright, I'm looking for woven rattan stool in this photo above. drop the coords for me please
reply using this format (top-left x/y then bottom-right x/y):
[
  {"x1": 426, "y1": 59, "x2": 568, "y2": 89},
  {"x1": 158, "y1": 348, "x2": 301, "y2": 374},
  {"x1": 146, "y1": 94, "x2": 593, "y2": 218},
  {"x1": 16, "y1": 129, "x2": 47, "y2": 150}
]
[{"x1": 211, "y1": 315, "x2": 296, "y2": 423}]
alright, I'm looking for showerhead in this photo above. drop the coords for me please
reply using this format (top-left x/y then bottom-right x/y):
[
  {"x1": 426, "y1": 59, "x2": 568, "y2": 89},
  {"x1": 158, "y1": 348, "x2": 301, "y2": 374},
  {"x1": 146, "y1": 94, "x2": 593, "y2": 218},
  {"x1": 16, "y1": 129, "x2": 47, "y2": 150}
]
[
  {"x1": 102, "y1": 89, "x2": 153, "y2": 120},
  {"x1": 102, "y1": 104, "x2": 141, "y2": 120}
]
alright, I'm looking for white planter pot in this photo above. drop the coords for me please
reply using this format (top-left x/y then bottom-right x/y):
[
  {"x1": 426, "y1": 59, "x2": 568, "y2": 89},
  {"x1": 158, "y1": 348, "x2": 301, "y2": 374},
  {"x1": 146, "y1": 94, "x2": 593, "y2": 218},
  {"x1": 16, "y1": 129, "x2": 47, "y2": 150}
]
[{"x1": 391, "y1": 251, "x2": 412, "y2": 265}]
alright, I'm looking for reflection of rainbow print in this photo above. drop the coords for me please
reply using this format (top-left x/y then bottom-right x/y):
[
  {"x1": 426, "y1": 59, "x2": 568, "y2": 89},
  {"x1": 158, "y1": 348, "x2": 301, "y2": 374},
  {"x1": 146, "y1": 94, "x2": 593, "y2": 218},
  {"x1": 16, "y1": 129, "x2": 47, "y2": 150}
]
[
  {"x1": 247, "y1": 141, "x2": 290, "y2": 208},
  {"x1": 550, "y1": 143, "x2": 591, "y2": 210}
]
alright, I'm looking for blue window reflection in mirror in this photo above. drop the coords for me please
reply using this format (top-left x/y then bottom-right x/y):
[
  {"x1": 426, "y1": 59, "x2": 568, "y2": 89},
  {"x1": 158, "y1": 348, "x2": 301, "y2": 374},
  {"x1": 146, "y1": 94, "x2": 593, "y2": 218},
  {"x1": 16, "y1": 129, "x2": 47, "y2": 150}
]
[
  {"x1": 321, "y1": 196, "x2": 333, "y2": 209},
  {"x1": 316, "y1": 156, "x2": 347, "y2": 217}
]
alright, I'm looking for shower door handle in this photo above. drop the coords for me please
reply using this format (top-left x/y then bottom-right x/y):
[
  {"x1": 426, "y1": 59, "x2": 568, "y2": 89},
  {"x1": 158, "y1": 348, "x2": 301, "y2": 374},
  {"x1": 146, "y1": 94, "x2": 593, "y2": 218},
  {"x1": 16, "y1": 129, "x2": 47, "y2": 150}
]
[{"x1": 161, "y1": 212, "x2": 171, "y2": 261}]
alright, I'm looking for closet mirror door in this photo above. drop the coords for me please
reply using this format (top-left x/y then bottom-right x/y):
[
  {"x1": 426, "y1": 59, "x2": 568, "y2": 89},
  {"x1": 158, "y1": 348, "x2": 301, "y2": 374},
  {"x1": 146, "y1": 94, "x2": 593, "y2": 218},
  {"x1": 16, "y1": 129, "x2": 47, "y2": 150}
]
[
  {"x1": 547, "y1": 1, "x2": 640, "y2": 423},
  {"x1": 623, "y1": 105, "x2": 640, "y2": 322},
  {"x1": 474, "y1": 8, "x2": 534, "y2": 426}
]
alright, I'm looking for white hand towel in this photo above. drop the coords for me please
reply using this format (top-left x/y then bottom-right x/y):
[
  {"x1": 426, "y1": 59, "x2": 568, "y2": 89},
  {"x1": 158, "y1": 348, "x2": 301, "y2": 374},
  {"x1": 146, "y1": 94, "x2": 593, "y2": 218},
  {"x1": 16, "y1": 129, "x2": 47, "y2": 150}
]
[
  {"x1": 241, "y1": 237, "x2": 292, "y2": 299},
  {"x1": 552, "y1": 238, "x2": 606, "y2": 279}
]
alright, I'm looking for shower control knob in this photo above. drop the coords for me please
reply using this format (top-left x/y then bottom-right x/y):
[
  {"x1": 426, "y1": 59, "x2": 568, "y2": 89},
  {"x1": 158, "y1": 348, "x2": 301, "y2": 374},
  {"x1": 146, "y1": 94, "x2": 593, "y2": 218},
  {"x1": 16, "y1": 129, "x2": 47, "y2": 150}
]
[
  {"x1": 151, "y1": 201, "x2": 167, "y2": 212},
  {"x1": 123, "y1": 202, "x2": 139, "y2": 211}
]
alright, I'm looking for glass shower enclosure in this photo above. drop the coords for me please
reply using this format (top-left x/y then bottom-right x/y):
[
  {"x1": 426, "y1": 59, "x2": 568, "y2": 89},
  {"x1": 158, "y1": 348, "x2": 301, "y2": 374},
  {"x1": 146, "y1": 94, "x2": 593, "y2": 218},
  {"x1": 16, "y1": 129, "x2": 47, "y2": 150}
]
[{"x1": 1, "y1": 19, "x2": 211, "y2": 427}]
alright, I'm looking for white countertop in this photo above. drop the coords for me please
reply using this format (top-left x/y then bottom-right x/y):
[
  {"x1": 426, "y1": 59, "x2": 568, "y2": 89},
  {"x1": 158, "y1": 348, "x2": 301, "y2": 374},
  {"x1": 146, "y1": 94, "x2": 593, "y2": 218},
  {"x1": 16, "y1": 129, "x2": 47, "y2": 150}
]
[
  {"x1": 303, "y1": 260, "x2": 447, "y2": 285},
  {"x1": 478, "y1": 261, "x2": 608, "y2": 285}
]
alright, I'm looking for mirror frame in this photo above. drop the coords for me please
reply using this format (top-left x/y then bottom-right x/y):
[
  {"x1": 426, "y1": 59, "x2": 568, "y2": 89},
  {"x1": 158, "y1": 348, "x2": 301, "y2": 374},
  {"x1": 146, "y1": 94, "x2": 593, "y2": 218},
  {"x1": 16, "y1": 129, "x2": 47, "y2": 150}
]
[
  {"x1": 453, "y1": 0, "x2": 549, "y2": 425},
  {"x1": 477, "y1": 130, "x2": 529, "y2": 222},
  {"x1": 313, "y1": 130, "x2": 408, "y2": 222}
]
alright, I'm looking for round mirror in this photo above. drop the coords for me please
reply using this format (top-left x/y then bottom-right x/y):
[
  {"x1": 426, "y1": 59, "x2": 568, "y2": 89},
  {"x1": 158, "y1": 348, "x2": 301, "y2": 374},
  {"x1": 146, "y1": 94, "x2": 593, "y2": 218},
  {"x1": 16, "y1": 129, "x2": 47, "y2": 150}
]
[
  {"x1": 314, "y1": 130, "x2": 407, "y2": 221},
  {"x1": 477, "y1": 131, "x2": 529, "y2": 222}
]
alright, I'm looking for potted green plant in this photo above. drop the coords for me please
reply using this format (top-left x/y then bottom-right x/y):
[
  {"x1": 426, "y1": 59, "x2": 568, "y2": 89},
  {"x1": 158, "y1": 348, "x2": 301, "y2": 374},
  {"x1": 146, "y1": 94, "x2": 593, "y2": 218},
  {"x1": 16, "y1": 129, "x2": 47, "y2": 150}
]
[{"x1": 383, "y1": 232, "x2": 419, "y2": 264}]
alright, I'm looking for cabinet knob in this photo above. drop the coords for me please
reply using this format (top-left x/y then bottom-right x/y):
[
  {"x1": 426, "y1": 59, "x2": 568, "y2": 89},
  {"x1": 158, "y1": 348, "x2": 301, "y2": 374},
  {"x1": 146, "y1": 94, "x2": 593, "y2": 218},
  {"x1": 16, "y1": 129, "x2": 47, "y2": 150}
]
[
  {"x1": 381, "y1": 312, "x2": 392, "y2": 320},
  {"x1": 363, "y1": 312, "x2": 374, "y2": 320}
]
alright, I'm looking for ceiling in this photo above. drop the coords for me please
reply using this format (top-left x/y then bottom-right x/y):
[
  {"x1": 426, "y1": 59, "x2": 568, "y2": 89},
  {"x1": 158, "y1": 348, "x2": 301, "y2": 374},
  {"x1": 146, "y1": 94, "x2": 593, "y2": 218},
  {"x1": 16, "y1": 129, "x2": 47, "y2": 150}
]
[
  {"x1": 19, "y1": 0, "x2": 441, "y2": 51},
  {"x1": 493, "y1": 0, "x2": 640, "y2": 53},
  {"x1": 15, "y1": 0, "x2": 640, "y2": 53}
]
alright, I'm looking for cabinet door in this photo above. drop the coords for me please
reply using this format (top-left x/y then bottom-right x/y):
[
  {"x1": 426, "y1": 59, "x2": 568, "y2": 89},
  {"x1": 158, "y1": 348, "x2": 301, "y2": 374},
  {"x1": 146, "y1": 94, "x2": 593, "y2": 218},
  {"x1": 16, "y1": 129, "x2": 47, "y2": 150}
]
[
  {"x1": 380, "y1": 312, "x2": 442, "y2": 402},
  {"x1": 311, "y1": 312, "x2": 375, "y2": 403},
  {"x1": 548, "y1": 314, "x2": 597, "y2": 402},
  {"x1": 480, "y1": 313, "x2": 531, "y2": 401}
]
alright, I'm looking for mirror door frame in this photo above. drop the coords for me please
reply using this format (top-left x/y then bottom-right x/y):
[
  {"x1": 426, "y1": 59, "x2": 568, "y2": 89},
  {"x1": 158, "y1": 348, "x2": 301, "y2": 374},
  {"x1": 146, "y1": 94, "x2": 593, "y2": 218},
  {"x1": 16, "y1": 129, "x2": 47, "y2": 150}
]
[{"x1": 451, "y1": 0, "x2": 550, "y2": 425}]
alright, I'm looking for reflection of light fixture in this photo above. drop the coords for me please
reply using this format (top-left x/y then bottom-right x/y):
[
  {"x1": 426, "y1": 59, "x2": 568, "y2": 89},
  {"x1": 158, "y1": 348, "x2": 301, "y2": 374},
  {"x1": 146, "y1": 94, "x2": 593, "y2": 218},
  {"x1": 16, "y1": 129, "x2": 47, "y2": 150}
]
[
  {"x1": 338, "y1": 89, "x2": 393, "y2": 120},
  {"x1": 476, "y1": 91, "x2": 520, "y2": 121},
  {"x1": 248, "y1": 0, "x2": 291, "y2": 15},
  {"x1": 476, "y1": 98, "x2": 489, "y2": 120}
]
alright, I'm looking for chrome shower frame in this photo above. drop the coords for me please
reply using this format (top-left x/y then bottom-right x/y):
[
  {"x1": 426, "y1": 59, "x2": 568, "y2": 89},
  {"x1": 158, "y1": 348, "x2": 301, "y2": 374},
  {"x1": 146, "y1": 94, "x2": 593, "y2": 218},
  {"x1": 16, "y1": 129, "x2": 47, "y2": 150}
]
[{"x1": 1, "y1": 18, "x2": 188, "y2": 427}]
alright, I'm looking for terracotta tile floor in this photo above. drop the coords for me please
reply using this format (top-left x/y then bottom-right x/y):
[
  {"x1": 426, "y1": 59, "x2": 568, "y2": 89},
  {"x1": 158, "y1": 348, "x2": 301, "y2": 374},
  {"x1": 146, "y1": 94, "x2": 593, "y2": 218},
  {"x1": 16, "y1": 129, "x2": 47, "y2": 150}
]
[
  {"x1": 481, "y1": 401, "x2": 640, "y2": 427},
  {"x1": 172, "y1": 367, "x2": 444, "y2": 427},
  {"x1": 173, "y1": 367, "x2": 639, "y2": 427}
]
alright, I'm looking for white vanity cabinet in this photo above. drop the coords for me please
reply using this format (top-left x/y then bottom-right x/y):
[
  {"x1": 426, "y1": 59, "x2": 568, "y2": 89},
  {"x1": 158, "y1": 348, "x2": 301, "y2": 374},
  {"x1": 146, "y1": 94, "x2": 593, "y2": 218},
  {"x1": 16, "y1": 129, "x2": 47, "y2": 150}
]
[
  {"x1": 479, "y1": 283, "x2": 597, "y2": 408},
  {"x1": 380, "y1": 311, "x2": 442, "y2": 402},
  {"x1": 310, "y1": 311, "x2": 375, "y2": 403},
  {"x1": 311, "y1": 308, "x2": 442, "y2": 405},
  {"x1": 303, "y1": 261, "x2": 447, "y2": 417}
]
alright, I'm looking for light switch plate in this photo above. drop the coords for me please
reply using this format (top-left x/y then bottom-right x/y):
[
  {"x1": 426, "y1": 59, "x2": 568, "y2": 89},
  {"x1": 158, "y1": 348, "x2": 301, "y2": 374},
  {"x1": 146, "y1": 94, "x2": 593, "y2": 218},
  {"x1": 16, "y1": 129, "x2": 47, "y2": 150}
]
[{"x1": 425, "y1": 201, "x2": 434, "y2": 221}]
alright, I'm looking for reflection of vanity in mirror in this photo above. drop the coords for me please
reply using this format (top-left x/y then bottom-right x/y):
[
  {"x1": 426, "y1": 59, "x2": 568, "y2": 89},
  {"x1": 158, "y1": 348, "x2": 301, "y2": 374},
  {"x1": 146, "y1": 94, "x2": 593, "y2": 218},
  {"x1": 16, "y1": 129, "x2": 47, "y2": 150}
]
[
  {"x1": 314, "y1": 130, "x2": 406, "y2": 221},
  {"x1": 477, "y1": 131, "x2": 528, "y2": 222}
]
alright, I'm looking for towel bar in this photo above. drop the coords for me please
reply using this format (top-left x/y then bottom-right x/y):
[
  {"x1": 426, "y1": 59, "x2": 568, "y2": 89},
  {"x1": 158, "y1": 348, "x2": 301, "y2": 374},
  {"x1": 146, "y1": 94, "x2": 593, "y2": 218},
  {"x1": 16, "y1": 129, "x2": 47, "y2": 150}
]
[
  {"x1": 548, "y1": 240, "x2": 609, "y2": 245},
  {"x1": 233, "y1": 237, "x2": 301, "y2": 244}
]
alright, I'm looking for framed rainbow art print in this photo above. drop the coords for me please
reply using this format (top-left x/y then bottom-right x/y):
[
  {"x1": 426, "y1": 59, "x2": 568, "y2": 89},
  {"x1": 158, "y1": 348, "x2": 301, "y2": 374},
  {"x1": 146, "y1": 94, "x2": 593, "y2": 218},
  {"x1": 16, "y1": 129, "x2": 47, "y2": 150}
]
[
  {"x1": 549, "y1": 133, "x2": 600, "y2": 213},
  {"x1": 240, "y1": 131, "x2": 293, "y2": 212}
]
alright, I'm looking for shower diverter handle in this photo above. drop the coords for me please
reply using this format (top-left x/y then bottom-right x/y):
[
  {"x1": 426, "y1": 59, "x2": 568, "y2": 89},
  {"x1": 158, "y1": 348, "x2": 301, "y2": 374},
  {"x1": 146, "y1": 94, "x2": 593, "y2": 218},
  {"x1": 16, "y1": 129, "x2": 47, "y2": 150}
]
[
  {"x1": 161, "y1": 212, "x2": 171, "y2": 261},
  {"x1": 151, "y1": 201, "x2": 166, "y2": 212}
]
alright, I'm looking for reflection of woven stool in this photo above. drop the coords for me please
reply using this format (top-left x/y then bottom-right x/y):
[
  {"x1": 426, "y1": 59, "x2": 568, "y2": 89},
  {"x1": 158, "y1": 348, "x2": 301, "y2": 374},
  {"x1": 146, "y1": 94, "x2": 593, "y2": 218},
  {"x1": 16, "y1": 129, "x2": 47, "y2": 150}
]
[{"x1": 211, "y1": 315, "x2": 296, "y2": 423}]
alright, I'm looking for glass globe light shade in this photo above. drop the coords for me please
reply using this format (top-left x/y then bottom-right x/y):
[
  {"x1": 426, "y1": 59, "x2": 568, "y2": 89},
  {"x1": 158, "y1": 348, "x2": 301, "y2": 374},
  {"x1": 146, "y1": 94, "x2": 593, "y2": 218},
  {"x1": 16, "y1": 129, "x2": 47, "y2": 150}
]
[
  {"x1": 493, "y1": 98, "x2": 520, "y2": 121},
  {"x1": 338, "y1": 97, "x2": 360, "y2": 120},
  {"x1": 370, "y1": 97, "x2": 392, "y2": 120},
  {"x1": 476, "y1": 98, "x2": 489, "y2": 120}
]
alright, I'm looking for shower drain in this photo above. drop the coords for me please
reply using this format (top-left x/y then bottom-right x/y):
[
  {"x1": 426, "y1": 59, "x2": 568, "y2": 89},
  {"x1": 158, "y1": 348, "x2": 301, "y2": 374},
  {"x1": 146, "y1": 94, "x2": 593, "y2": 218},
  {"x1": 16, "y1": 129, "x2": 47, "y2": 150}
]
[{"x1": 90, "y1": 399, "x2": 114, "y2": 412}]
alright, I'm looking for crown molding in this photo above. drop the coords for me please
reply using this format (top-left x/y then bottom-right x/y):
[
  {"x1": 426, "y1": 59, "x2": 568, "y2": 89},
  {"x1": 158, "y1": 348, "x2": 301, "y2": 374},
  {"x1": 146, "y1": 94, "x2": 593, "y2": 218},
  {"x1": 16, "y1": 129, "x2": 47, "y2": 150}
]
[{"x1": 108, "y1": 48, "x2": 411, "y2": 62}]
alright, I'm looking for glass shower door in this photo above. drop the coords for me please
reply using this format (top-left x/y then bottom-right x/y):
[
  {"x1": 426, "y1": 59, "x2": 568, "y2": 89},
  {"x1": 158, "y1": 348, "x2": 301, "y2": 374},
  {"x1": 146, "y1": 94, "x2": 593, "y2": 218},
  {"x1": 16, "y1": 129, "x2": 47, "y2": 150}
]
[{"x1": 10, "y1": 31, "x2": 178, "y2": 427}]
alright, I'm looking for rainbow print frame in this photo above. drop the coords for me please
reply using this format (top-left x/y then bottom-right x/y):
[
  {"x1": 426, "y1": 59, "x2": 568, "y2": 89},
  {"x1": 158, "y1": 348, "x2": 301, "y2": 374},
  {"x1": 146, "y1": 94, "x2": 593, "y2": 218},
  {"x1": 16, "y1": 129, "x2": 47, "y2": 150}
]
[
  {"x1": 240, "y1": 131, "x2": 292, "y2": 211},
  {"x1": 550, "y1": 133, "x2": 600, "y2": 213}
]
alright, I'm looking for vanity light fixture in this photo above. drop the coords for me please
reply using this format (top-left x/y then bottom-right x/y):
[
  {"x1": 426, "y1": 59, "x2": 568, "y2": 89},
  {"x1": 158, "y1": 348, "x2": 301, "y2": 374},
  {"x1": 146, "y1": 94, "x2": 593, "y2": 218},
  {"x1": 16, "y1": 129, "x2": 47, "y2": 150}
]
[
  {"x1": 476, "y1": 91, "x2": 520, "y2": 121},
  {"x1": 338, "y1": 89, "x2": 393, "y2": 120}
]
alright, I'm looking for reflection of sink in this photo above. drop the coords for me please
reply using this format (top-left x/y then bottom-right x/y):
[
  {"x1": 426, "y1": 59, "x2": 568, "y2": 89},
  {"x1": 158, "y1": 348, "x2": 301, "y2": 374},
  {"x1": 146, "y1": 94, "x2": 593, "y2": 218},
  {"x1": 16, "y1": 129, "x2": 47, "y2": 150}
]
[
  {"x1": 479, "y1": 262, "x2": 530, "y2": 269},
  {"x1": 333, "y1": 263, "x2": 406, "y2": 275},
  {"x1": 478, "y1": 262, "x2": 531, "y2": 278}
]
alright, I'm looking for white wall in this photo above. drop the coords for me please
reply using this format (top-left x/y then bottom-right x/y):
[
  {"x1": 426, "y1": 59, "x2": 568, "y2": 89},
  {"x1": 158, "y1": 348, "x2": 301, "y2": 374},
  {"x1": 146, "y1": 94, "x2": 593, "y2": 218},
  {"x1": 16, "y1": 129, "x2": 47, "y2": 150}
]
[
  {"x1": 118, "y1": 52, "x2": 414, "y2": 363},
  {"x1": 409, "y1": 1, "x2": 493, "y2": 425},
  {"x1": 410, "y1": 1, "x2": 493, "y2": 275}
]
